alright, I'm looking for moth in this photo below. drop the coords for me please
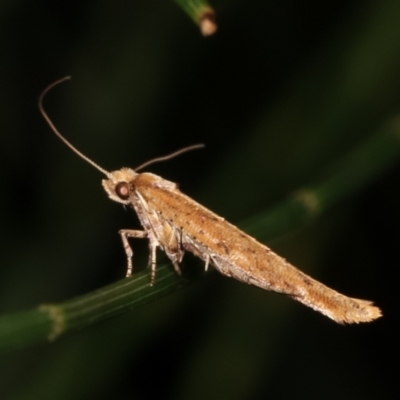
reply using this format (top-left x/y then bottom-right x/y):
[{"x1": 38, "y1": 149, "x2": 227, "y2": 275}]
[{"x1": 39, "y1": 77, "x2": 382, "y2": 324}]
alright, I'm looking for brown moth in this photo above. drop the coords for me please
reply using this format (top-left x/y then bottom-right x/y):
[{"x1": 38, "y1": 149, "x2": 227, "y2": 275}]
[{"x1": 39, "y1": 77, "x2": 382, "y2": 324}]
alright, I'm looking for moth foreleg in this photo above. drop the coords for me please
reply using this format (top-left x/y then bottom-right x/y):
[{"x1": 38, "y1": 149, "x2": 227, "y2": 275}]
[
  {"x1": 119, "y1": 229, "x2": 148, "y2": 278},
  {"x1": 204, "y1": 254, "x2": 210, "y2": 272},
  {"x1": 172, "y1": 261, "x2": 182, "y2": 276},
  {"x1": 149, "y1": 241, "x2": 158, "y2": 286}
]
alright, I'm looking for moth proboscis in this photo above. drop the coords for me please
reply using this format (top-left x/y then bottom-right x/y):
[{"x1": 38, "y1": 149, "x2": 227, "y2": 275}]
[{"x1": 39, "y1": 76, "x2": 382, "y2": 324}]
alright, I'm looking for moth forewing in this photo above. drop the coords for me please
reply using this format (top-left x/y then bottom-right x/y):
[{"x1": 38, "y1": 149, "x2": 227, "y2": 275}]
[
  {"x1": 40, "y1": 77, "x2": 382, "y2": 325},
  {"x1": 128, "y1": 174, "x2": 381, "y2": 324}
]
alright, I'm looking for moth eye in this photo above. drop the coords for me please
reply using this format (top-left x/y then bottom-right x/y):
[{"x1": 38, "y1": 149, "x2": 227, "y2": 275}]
[{"x1": 115, "y1": 182, "x2": 130, "y2": 200}]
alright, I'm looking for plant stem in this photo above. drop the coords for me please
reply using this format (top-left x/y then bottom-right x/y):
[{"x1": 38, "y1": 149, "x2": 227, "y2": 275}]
[{"x1": 173, "y1": 0, "x2": 217, "y2": 35}]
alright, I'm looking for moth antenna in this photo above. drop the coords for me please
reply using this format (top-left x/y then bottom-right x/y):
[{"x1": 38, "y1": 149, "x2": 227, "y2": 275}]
[
  {"x1": 39, "y1": 76, "x2": 111, "y2": 177},
  {"x1": 134, "y1": 144, "x2": 205, "y2": 172}
]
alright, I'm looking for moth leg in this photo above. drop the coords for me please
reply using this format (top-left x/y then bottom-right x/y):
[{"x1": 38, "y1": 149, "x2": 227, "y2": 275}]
[
  {"x1": 172, "y1": 261, "x2": 182, "y2": 276},
  {"x1": 119, "y1": 229, "x2": 148, "y2": 278},
  {"x1": 149, "y1": 241, "x2": 158, "y2": 286},
  {"x1": 209, "y1": 254, "x2": 232, "y2": 277},
  {"x1": 204, "y1": 254, "x2": 210, "y2": 272}
]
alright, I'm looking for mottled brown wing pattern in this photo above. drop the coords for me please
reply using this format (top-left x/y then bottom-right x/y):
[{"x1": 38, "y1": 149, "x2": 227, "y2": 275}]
[{"x1": 129, "y1": 173, "x2": 381, "y2": 324}]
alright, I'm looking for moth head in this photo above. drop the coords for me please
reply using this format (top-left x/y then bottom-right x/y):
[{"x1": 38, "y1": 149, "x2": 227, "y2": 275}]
[{"x1": 102, "y1": 168, "x2": 138, "y2": 205}]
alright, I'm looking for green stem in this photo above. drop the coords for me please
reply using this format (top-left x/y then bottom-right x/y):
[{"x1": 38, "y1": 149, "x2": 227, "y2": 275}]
[
  {"x1": 0, "y1": 265, "x2": 187, "y2": 351},
  {"x1": 173, "y1": 0, "x2": 217, "y2": 35},
  {"x1": 243, "y1": 119, "x2": 400, "y2": 241}
]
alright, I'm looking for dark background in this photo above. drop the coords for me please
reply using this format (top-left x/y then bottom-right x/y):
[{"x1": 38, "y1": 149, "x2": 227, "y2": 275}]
[{"x1": 0, "y1": 1, "x2": 398, "y2": 399}]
